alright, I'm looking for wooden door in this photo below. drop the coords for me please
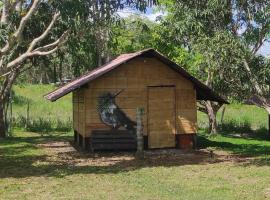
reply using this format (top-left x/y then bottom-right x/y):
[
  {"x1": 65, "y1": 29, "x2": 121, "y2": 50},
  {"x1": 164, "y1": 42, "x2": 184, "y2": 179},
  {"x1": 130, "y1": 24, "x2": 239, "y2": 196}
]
[{"x1": 148, "y1": 86, "x2": 176, "y2": 148}]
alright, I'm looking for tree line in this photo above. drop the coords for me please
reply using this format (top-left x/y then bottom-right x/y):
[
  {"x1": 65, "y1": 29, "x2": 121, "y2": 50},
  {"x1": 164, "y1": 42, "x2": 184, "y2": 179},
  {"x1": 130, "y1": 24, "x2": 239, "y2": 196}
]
[{"x1": 0, "y1": 0, "x2": 269, "y2": 137}]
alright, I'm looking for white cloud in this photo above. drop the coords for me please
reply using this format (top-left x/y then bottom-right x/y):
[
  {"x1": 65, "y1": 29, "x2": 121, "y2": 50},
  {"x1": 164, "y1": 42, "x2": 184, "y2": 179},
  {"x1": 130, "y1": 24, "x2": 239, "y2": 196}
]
[{"x1": 117, "y1": 8, "x2": 166, "y2": 22}]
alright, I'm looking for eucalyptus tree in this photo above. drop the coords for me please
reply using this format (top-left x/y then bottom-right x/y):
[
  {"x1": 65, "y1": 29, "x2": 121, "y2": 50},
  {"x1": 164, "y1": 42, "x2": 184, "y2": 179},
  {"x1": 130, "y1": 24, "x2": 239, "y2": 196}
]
[
  {"x1": 0, "y1": 0, "x2": 69, "y2": 137},
  {"x1": 0, "y1": 0, "x2": 157, "y2": 137},
  {"x1": 158, "y1": 0, "x2": 270, "y2": 133}
]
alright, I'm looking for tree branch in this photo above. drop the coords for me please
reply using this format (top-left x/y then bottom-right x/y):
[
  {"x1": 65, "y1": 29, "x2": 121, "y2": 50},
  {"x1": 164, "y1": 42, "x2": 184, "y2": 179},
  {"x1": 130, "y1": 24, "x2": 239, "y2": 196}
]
[
  {"x1": 251, "y1": 24, "x2": 269, "y2": 55},
  {"x1": 1, "y1": 0, "x2": 41, "y2": 55},
  {"x1": 2, "y1": 30, "x2": 69, "y2": 77},
  {"x1": 248, "y1": 95, "x2": 270, "y2": 114},
  {"x1": 32, "y1": 30, "x2": 69, "y2": 53},
  {"x1": 27, "y1": 12, "x2": 60, "y2": 52},
  {"x1": 243, "y1": 59, "x2": 263, "y2": 95}
]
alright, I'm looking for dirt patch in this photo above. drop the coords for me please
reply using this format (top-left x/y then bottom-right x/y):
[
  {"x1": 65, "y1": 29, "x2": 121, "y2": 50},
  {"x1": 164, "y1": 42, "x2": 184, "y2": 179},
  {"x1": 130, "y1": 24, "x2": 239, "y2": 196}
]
[
  {"x1": 265, "y1": 188, "x2": 270, "y2": 199},
  {"x1": 38, "y1": 141, "x2": 254, "y2": 169}
]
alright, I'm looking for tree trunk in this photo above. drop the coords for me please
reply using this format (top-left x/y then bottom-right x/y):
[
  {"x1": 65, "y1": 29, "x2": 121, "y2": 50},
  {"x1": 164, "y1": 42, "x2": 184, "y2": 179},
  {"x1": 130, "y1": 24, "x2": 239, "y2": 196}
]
[
  {"x1": 1, "y1": 0, "x2": 9, "y2": 24},
  {"x1": 59, "y1": 54, "x2": 63, "y2": 82},
  {"x1": 0, "y1": 70, "x2": 18, "y2": 138},
  {"x1": 0, "y1": 100, "x2": 7, "y2": 138},
  {"x1": 205, "y1": 101, "x2": 218, "y2": 134},
  {"x1": 220, "y1": 106, "x2": 226, "y2": 125},
  {"x1": 268, "y1": 114, "x2": 270, "y2": 137}
]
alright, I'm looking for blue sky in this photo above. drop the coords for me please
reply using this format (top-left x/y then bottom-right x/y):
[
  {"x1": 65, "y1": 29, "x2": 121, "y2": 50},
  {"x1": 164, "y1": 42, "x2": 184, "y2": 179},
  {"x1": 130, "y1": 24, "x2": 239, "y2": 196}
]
[
  {"x1": 257, "y1": 41, "x2": 270, "y2": 57},
  {"x1": 117, "y1": 7, "x2": 164, "y2": 21}
]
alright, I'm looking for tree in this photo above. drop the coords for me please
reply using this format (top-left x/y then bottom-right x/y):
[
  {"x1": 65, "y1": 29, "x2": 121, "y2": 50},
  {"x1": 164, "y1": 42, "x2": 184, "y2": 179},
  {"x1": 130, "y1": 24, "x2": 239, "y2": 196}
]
[
  {"x1": 0, "y1": 0, "x2": 69, "y2": 137},
  {"x1": 110, "y1": 14, "x2": 155, "y2": 55},
  {"x1": 230, "y1": 1, "x2": 270, "y2": 116},
  {"x1": 156, "y1": 0, "x2": 270, "y2": 133},
  {"x1": 0, "y1": 0, "x2": 157, "y2": 137}
]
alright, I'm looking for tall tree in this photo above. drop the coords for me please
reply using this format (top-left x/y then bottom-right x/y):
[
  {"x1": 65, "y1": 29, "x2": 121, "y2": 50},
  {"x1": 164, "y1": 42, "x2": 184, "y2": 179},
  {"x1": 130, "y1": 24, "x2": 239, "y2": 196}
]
[
  {"x1": 157, "y1": 0, "x2": 270, "y2": 133},
  {"x1": 0, "y1": 0, "x2": 157, "y2": 137},
  {"x1": 0, "y1": 0, "x2": 69, "y2": 137}
]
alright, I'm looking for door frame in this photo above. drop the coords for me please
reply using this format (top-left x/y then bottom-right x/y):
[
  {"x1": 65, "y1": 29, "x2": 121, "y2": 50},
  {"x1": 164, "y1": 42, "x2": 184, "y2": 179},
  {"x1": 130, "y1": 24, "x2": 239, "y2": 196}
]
[{"x1": 147, "y1": 85, "x2": 177, "y2": 149}]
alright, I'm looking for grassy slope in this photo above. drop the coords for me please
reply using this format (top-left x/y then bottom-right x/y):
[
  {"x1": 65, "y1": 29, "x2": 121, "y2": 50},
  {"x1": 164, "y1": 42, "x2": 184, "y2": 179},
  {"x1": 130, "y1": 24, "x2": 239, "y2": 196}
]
[
  {"x1": 0, "y1": 84, "x2": 270, "y2": 200},
  {"x1": 12, "y1": 84, "x2": 72, "y2": 121}
]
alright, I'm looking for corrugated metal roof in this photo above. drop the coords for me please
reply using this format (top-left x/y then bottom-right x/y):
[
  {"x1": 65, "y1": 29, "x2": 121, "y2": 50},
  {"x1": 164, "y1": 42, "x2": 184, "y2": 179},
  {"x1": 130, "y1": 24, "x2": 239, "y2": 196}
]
[{"x1": 44, "y1": 48, "x2": 228, "y2": 104}]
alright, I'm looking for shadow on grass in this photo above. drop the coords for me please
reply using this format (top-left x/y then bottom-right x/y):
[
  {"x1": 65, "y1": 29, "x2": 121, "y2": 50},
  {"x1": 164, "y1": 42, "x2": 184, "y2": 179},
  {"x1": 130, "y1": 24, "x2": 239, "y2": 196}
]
[
  {"x1": 0, "y1": 133, "x2": 219, "y2": 179},
  {"x1": 1, "y1": 132, "x2": 270, "y2": 179},
  {"x1": 220, "y1": 127, "x2": 270, "y2": 141},
  {"x1": 197, "y1": 135, "x2": 270, "y2": 156},
  {"x1": 0, "y1": 153, "x2": 211, "y2": 179}
]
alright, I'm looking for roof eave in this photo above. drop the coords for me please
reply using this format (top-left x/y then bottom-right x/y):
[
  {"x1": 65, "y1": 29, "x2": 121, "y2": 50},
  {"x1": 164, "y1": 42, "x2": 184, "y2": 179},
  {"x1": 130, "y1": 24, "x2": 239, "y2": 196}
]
[{"x1": 44, "y1": 48, "x2": 228, "y2": 104}]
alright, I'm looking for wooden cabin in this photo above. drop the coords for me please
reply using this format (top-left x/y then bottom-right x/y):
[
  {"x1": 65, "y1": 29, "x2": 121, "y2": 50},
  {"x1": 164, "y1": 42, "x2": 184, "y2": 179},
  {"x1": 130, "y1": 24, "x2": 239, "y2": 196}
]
[{"x1": 45, "y1": 49, "x2": 226, "y2": 151}]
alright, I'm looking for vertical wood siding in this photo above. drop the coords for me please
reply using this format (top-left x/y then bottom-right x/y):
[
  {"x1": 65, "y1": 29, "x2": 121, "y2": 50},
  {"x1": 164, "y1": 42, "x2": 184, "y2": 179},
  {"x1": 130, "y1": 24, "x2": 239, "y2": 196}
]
[
  {"x1": 74, "y1": 57, "x2": 197, "y2": 138},
  {"x1": 148, "y1": 86, "x2": 176, "y2": 148}
]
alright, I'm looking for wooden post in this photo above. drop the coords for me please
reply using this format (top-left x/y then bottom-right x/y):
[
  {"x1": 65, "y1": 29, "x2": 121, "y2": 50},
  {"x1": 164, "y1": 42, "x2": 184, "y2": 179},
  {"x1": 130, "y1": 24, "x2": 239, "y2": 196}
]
[
  {"x1": 269, "y1": 114, "x2": 270, "y2": 138},
  {"x1": 136, "y1": 107, "x2": 144, "y2": 158},
  {"x1": 26, "y1": 100, "x2": 30, "y2": 129}
]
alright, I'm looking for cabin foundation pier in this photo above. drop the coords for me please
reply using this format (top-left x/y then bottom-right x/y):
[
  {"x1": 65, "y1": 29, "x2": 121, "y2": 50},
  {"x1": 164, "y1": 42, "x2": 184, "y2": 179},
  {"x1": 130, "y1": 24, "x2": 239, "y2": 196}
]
[{"x1": 176, "y1": 134, "x2": 197, "y2": 149}]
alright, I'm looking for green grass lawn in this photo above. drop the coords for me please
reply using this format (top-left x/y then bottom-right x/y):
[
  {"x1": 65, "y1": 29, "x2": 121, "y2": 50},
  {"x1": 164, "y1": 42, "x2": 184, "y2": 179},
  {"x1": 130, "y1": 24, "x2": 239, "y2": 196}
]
[
  {"x1": 1, "y1": 131, "x2": 270, "y2": 200},
  {"x1": 0, "y1": 84, "x2": 270, "y2": 200}
]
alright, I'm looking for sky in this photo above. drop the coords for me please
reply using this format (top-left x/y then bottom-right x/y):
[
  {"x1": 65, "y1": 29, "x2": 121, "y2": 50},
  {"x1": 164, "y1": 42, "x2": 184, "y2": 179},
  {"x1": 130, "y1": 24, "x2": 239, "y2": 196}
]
[
  {"x1": 117, "y1": 8, "x2": 270, "y2": 57},
  {"x1": 117, "y1": 7, "x2": 165, "y2": 21},
  {"x1": 257, "y1": 41, "x2": 270, "y2": 57}
]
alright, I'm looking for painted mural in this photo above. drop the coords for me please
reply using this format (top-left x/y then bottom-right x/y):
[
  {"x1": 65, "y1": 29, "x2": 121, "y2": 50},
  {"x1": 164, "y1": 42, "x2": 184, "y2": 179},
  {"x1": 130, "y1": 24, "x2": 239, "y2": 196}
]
[{"x1": 97, "y1": 90, "x2": 136, "y2": 131}]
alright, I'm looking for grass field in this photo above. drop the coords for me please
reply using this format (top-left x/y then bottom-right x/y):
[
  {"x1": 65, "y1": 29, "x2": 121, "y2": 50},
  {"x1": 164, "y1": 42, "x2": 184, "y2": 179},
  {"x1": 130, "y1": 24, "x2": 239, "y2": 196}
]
[
  {"x1": 1, "y1": 131, "x2": 270, "y2": 200},
  {"x1": 11, "y1": 85, "x2": 72, "y2": 133},
  {"x1": 0, "y1": 84, "x2": 270, "y2": 200}
]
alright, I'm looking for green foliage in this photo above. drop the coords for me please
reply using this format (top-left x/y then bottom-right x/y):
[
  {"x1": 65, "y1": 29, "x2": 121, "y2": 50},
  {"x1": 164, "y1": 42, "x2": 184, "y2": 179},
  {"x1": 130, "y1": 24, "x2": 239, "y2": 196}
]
[
  {"x1": 218, "y1": 119, "x2": 252, "y2": 133},
  {"x1": 13, "y1": 1, "x2": 158, "y2": 83},
  {"x1": 13, "y1": 115, "x2": 72, "y2": 133},
  {"x1": 156, "y1": 0, "x2": 270, "y2": 101},
  {"x1": 110, "y1": 15, "x2": 155, "y2": 55}
]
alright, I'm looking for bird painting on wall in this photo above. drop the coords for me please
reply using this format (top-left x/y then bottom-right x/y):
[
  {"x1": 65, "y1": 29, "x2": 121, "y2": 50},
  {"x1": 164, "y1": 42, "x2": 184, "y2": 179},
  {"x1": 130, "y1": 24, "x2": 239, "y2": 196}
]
[{"x1": 97, "y1": 89, "x2": 136, "y2": 132}]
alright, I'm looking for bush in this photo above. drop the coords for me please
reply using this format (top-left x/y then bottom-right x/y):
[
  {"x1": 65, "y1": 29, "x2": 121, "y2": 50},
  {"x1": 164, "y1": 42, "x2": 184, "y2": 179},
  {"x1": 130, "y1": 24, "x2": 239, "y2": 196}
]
[
  {"x1": 219, "y1": 119, "x2": 252, "y2": 133},
  {"x1": 12, "y1": 115, "x2": 72, "y2": 133},
  {"x1": 55, "y1": 118, "x2": 72, "y2": 132},
  {"x1": 27, "y1": 117, "x2": 54, "y2": 133}
]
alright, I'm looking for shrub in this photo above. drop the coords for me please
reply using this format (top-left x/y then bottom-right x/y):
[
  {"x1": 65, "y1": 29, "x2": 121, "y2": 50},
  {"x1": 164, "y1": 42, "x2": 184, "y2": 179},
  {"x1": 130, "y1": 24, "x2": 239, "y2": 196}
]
[
  {"x1": 219, "y1": 119, "x2": 252, "y2": 133},
  {"x1": 27, "y1": 117, "x2": 54, "y2": 133},
  {"x1": 55, "y1": 118, "x2": 72, "y2": 132},
  {"x1": 12, "y1": 115, "x2": 72, "y2": 133}
]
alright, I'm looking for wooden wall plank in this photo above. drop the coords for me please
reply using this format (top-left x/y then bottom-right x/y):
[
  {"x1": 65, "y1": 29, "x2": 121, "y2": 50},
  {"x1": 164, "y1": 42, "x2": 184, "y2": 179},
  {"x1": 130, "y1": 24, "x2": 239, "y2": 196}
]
[
  {"x1": 80, "y1": 57, "x2": 197, "y2": 138},
  {"x1": 148, "y1": 86, "x2": 176, "y2": 148}
]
